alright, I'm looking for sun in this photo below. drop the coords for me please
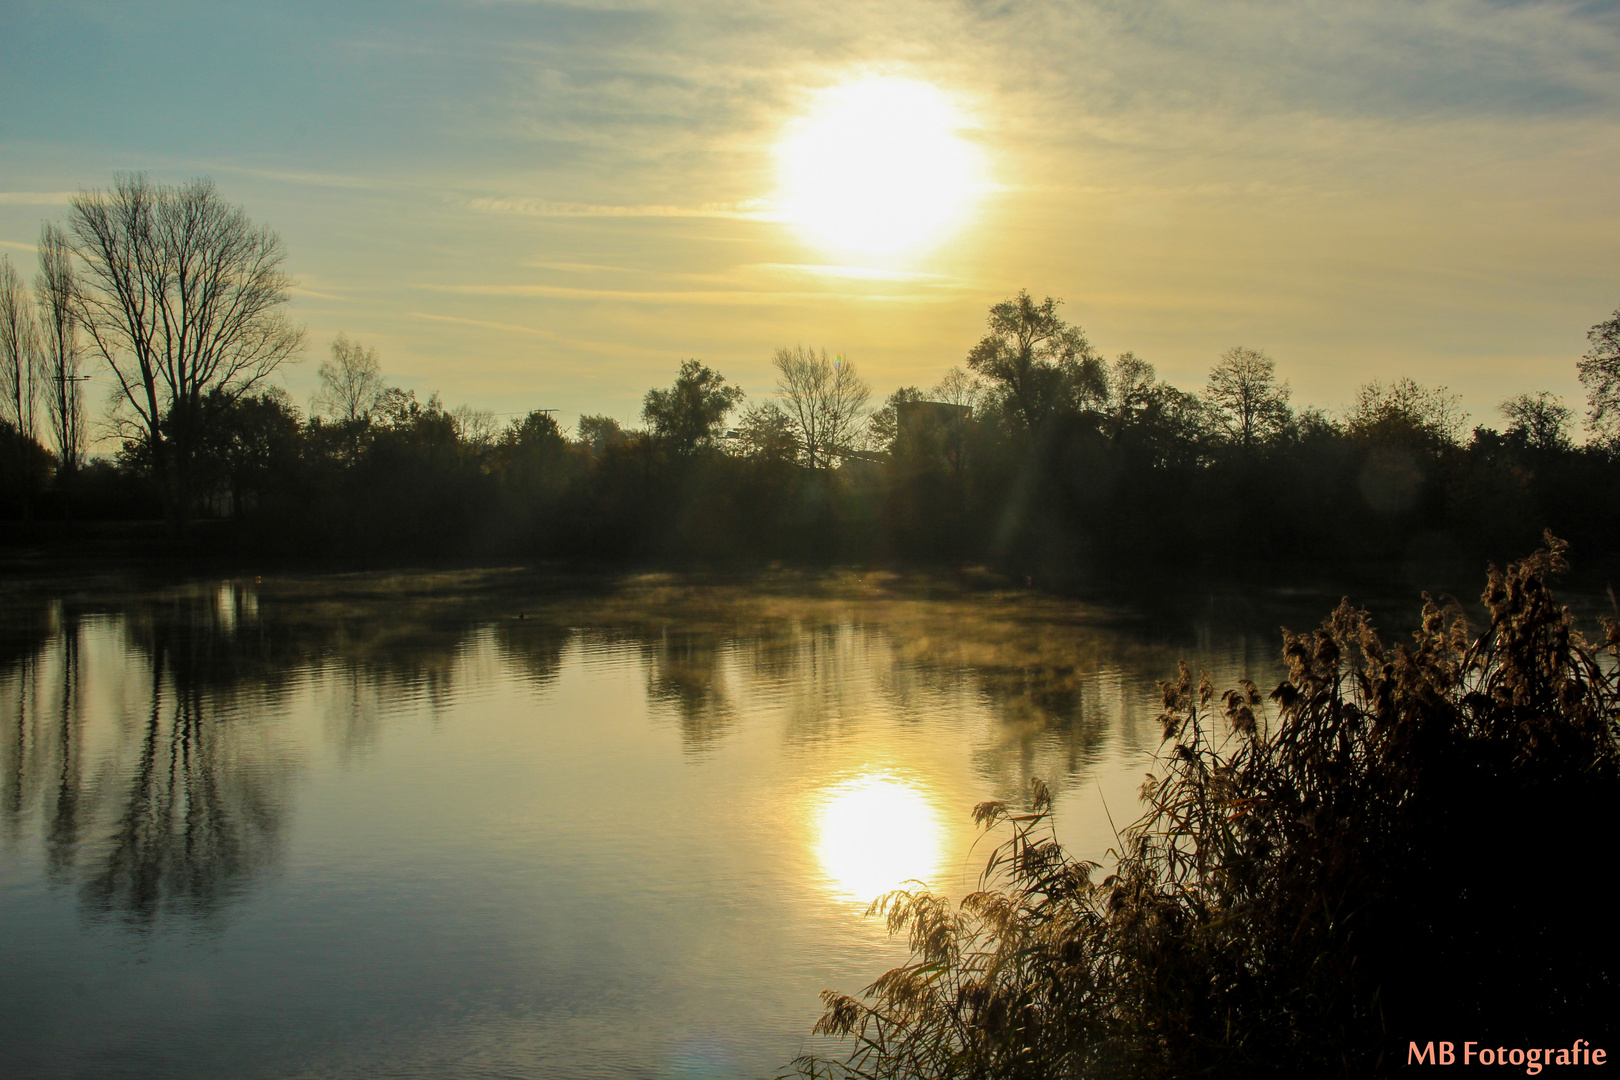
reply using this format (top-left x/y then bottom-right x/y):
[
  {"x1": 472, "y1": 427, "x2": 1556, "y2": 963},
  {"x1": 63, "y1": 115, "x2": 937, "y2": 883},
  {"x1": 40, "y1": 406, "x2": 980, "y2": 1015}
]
[{"x1": 776, "y1": 77, "x2": 983, "y2": 262}]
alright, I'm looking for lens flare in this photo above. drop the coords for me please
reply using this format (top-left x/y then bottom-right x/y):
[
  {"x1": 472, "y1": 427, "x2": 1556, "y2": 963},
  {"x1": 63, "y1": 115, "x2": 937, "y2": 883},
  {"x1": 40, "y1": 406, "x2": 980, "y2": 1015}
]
[
  {"x1": 814, "y1": 773, "x2": 943, "y2": 904},
  {"x1": 776, "y1": 77, "x2": 983, "y2": 262}
]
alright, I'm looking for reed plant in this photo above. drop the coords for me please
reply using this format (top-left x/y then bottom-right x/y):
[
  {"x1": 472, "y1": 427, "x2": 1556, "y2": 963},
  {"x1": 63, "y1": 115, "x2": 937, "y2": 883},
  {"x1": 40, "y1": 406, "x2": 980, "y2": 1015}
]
[{"x1": 794, "y1": 535, "x2": 1620, "y2": 1079}]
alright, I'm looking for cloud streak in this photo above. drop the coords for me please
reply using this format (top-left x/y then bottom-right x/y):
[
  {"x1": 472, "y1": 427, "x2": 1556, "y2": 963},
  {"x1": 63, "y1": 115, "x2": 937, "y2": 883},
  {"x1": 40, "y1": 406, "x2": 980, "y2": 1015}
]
[
  {"x1": 412, "y1": 311, "x2": 560, "y2": 338},
  {"x1": 468, "y1": 195, "x2": 773, "y2": 219},
  {"x1": 5, "y1": 0, "x2": 1612, "y2": 421},
  {"x1": 413, "y1": 282, "x2": 964, "y2": 305},
  {"x1": 0, "y1": 192, "x2": 73, "y2": 205}
]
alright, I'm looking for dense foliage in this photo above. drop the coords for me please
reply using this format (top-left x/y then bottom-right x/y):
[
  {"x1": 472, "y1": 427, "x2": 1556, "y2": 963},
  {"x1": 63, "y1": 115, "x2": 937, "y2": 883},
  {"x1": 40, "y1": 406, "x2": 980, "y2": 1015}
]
[
  {"x1": 794, "y1": 537, "x2": 1620, "y2": 1079},
  {"x1": 5, "y1": 295, "x2": 1620, "y2": 575}
]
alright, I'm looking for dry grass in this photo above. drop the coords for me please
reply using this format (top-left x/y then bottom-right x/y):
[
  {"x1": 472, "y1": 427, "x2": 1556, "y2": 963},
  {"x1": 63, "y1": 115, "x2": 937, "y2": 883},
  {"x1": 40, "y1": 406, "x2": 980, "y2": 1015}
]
[{"x1": 794, "y1": 534, "x2": 1620, "y2": 1079}]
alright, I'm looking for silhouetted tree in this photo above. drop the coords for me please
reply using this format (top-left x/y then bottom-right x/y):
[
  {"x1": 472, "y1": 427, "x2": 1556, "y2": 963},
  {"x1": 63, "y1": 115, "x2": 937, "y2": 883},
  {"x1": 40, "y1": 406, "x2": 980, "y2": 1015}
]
[
  {"x1": 450, "y1": 404, "x2": 498, "y2": 449},
  {"x1": 503, "y1": 409, "x2": 567, "y2": 452},
  {"x1": 311, "y1": 333, "x2": 385, "y2": 422},
  {"x1": 773, "y1": 346, "x2": 871, "y2": 469},
  {"x1": 0, "y1": 255, "x2": 38, "y2": 438},
  {"x1": 374, "y1": 386, "x2": 426, "y2": 426},
  {"x1": 493, "y1": 409, "x2": 569, "y2": 488},
  {"x1": 0, "y1": 420, "x2": 53, "y2": 518},
  {"x1": 1104, "y1": 351, "x2": 1198, "y2": 448},
  {"x1": 194, "y1": 388, "x2": 303, "y2": 516},
  {"x1": 931, "y1": 367, "x2": 985, "y2": 411},
  {"x1": 966, "y1": 291, "x2": 1102, "y2": 437},
  {"x1": 1500, "y1": 390, "x2": 1572, "y2": 454},
  {"x1": 1577, "y1": 307, "x2": 1620, "y2": 444},
  {"x1": 577, "y1": 414, "x2": 627, "y2": 455},
  {"x1": 69, "y1": 174, "x2": 303, "y2": 529},
  {"x1": 489, "y1": 409, "x2": 573, "y2": 546},
  {"x1": 36, "y1": 224, "x2": 84, "y2": 474},
  {"x1": 0, "y1": 259, "x2": 47, "y2": 519},
  {"x1": 1204, "y1": 346, "x2": 1290, "y2": 452},
  {"x1": 733, "y1": 401, "x2": 799, "y2": 463},
  {"x1": 642, "y1": 359, "x2": 742, "y2": 457},
  {"x1": 1346, "y1": 377, "x2": 1466, "y2": 449}
]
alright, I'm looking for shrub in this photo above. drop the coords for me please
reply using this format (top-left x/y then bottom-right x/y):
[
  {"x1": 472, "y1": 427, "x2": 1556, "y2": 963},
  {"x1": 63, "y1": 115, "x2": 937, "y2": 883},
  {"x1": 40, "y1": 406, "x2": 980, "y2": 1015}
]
[{"x1": 795, "y1": 534, "x2": 1620, "y2": 1079}]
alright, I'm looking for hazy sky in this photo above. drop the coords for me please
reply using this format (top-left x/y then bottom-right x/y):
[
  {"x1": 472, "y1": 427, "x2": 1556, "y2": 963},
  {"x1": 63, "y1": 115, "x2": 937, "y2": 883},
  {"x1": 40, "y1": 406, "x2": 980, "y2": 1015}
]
[{"x1": 3, "y1": 0, "x2": 1618, "y2": 438}]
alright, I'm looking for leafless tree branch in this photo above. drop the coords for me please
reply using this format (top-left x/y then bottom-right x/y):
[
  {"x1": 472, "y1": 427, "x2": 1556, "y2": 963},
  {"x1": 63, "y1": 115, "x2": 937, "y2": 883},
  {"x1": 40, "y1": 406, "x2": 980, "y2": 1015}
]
[
  {"x1": 773, "y1": 345, "x2": 870, "y2": 470},
  {"x1": 68, "y1": 173, "x2": 304, "y2": 523}
]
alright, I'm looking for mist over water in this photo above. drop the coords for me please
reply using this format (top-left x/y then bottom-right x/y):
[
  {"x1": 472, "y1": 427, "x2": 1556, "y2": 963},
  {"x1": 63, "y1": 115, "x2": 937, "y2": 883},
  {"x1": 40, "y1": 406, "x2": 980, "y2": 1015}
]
[{"x1": 0, "y1": 570, "x2": 1302, "y2": 1079}]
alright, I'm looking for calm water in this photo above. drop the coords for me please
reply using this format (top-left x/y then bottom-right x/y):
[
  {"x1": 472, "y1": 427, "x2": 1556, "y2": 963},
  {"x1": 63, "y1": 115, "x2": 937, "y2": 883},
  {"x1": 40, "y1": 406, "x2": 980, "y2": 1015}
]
[{"x1": 0, "y1": 568, "x2": 1324, "y2": 1079}]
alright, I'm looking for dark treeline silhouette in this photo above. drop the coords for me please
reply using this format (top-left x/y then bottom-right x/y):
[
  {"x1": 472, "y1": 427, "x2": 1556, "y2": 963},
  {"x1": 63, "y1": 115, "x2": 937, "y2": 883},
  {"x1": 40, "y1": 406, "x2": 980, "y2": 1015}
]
[
  {"x1": 5, "y1": 173, "x2": 1620, "y2": 577},
  {"x1": 9, "y1": 294, "x2": 1620, "y2": 580}
]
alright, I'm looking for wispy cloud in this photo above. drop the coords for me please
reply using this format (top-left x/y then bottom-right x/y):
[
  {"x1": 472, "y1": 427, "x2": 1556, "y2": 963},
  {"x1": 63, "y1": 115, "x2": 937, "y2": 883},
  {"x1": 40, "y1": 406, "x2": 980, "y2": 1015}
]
[
  {"x1": 747, "y1": 262, "x2": 958, "y2": 283},
  {"x1": 468, "y1": 195, "x2": 773, "y2": 219},
  {"x1": 290, "y1": 286, "x2": 348, "y2": 301},
  {"x1": 413, "y1": 282, "x2": 959, "y2": 304},
  {"x1": 4, "y1": 0, "x2": 1608, "y2": 419},
  {"x1": 0, "y1": 192, "x2": 72, "y2": 205},
  {"x1": 412, "y1": 311, "x2": 559, "y2": 337},
  {"x1": 209, "y1": 164, "x2": 378, "y2": 190},
  {"x1": 521, "y1": 260, "x2": 643, "y2": 273},
  {"x1": 411, "y1": 311, "x2": 677, "y2": 360}
]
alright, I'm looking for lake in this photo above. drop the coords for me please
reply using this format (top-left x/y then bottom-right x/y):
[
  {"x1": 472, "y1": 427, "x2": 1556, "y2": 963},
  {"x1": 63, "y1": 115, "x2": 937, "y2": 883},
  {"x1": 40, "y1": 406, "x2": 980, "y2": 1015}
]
[{"x1": 0, "y1": 567, "x2": 1379, "y2": 1079}]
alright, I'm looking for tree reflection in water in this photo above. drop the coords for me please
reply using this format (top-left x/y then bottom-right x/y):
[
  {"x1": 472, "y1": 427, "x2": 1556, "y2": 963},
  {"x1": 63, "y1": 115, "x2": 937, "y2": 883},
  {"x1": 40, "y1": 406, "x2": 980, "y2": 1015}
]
[
  {"x1": 80, "y1": 649, "x2": 285, "y2": 924},
  {"x1": 1, "y1": 594, "x2": 294, "y2": 928},
  {"x1": 4, "y1": 608, "x2": 89, "y2": 887},
  {"x1": 45, "y1": 613, "x2": 83, "y2": 885},
  {"x1": 0, "y1": 568, "x2": 1296, "y2": 933},
  {"x1": 641, "y1": 630, "x2": 734, "y2": 751}
]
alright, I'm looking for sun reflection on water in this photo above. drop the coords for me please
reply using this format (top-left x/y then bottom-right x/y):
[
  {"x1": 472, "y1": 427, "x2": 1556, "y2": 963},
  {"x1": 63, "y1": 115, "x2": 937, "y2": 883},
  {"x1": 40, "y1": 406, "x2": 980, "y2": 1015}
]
[{"x1": 814, "y1": 773, "x2": 943, "y2": 905}]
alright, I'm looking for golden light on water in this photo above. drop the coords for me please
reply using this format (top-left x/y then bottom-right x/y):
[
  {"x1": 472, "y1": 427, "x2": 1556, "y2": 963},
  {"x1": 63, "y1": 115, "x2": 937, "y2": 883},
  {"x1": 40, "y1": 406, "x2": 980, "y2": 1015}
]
[
  {"x1": 813, "y1": 773, "x2": 944, "y2": 904},
  {"x1": 776, "y1": 77, "x2": 983, "y2": 262}
]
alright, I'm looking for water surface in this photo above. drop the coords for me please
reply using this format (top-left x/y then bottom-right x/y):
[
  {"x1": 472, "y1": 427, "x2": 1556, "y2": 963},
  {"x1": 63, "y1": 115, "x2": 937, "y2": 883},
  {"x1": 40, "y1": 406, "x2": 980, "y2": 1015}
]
[{"x1": 2, "y1": 568, "x2": 1320, "y2": 1079}]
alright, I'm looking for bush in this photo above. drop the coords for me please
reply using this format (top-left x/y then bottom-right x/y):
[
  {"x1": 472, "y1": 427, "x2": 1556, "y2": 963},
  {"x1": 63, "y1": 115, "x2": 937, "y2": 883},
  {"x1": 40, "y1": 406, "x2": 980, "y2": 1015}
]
[{"x1": 795, "y1": 535, "x2": 1620, "y2": 1079}]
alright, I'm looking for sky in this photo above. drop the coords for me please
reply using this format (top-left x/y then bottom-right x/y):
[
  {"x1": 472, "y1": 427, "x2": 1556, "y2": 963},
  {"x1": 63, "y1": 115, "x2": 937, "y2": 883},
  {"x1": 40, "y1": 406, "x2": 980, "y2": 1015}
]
[{"x1": 2, "y1": 0, "x2": 1618, "y2": 441}]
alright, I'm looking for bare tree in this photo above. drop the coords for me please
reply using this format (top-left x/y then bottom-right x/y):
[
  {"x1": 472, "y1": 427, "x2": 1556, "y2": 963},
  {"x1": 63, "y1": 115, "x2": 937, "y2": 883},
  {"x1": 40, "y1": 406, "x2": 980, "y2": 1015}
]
[
  {"x1": 1577, "y1": 307, "x2": 1620, "y2": 443},
  {"x1": 36, "y1": 224, "x2": 84, "y2": 473},
  {"x1": 1500, "y1": 391, "x2": 1572, "y2": 453},
  {"x1": 68, "y1": 174, "x2": 303, "y2": 525},
  {"x1": 1204, "y1": 346, "x2": 1292, "y2": 451},
  {"x1": 1346, "y1": 377, "x2": 1466, "y2": 448},
  {"x1": 450, "y1": 404, "x2": 498, "y2": 448},
  {"x1": 1105, "y1": 351, "x2": 1159, "y2": 439},
  {"x1": 930, "y1": 366, "x2": 984, "y2": 411},
  {"x1": 773, "y1": 345, "x2": 870, "y2": 469},
  {"x1": 311, "y1": 333, "x2": 385, "y2": 422},
  {"x1": 0, "y1": 255, "x2": 39, "y2": 439}
]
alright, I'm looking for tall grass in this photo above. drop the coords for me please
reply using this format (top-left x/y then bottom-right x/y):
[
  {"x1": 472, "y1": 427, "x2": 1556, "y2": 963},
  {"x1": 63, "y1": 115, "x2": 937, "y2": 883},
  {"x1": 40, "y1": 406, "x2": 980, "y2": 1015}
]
[{"x1": 794, "y1": 535, "x2": 1620, "y2": 1079}]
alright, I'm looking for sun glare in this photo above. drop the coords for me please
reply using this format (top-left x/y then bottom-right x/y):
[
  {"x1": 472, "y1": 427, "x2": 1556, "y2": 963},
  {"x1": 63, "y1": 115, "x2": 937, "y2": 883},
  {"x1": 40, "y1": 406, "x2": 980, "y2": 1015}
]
[
  {"x1": 814, "y1": 773, "x2": 944, "y2": 904},
  {"x1": 777, "y1": 77, "x2": 982, "y2": 262}
]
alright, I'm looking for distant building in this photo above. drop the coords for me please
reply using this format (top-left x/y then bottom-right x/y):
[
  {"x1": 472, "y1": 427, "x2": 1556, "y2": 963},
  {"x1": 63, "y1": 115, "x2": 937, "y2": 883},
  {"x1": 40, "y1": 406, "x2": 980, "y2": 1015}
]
[
  {"x1": 895, "y1": 401, "x2": 972, "y2": 469},
  {"x1": 896, "y1": 400, "x2": 971, "y2": 439}
]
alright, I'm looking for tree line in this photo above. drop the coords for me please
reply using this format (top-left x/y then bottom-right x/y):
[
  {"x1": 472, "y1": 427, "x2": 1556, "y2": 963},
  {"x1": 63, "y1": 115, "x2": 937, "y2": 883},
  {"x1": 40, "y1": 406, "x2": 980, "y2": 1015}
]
[{"x1": 5, "y1": 173, "x2": 1620, "y2": 574}]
